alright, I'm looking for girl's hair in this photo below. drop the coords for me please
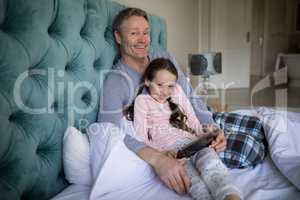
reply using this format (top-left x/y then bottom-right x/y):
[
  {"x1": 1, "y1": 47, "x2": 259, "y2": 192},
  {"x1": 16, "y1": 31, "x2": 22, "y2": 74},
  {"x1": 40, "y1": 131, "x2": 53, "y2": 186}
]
[{"x1": 124, "y1": 58, "x2": 195, "y2": 139}]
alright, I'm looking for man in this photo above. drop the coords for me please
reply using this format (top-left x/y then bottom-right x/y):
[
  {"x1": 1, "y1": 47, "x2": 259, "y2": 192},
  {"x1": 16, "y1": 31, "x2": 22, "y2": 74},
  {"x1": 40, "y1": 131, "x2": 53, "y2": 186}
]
[{"x1": 98, "y1": 7, "x2": 226, "y2": 195}]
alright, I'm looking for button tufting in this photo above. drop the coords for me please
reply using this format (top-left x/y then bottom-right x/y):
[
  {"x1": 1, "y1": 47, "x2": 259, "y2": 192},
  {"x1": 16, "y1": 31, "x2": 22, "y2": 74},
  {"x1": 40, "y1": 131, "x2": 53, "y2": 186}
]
[
  {"x1": 36, "y1": 146, "x2": 48, "y2": 160},
  {"x1": 36, "y1": 144, "x2": 56, "y2": 157},
  {"x1": 80, "y1": 28, "x2": 86, "y2": 38},
  {"x1": 81, "y1": 91, "x2": 91, "y2": 105},
  {"x1": 0, "y1": 0, "x2": 6, "y2": 27},
  {"x1": 8, "y1": 114, "x2": 15, "y2": 122},
  {"x1": 104, "y1": 26, "x2": 114, "y2": 46},
  {"x1": 65, "y1": 64, "x2": 70, "y2": 71},
  {"x1": 8, "y1": 112, "x2": 20, "y2": 123},
  {"x1": 0, "y1": 22, "x2": 10, "y2": 33},
  {"x1": 47, "y1": 26, "x2": 56, "y2": 38},
  {"x1": 36, "y1": 146, "x2": 43, "y2": 155},
  {"x1": 93, "y1": 59, "x2": 101, "y2": 70},
  {"x1": 51, "y1": 101, "x2": 59, "y2": 112},
  {"x1": 104, "y1": 26, "x2": 111, "y2": 39},
  {"x1": 47, "y1": 27, "x2": 51, "y2": 34}
]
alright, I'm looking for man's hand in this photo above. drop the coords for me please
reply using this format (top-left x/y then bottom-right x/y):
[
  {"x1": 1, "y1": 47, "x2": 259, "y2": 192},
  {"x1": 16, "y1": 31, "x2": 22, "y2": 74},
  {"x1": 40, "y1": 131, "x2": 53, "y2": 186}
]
[
  {"x1": 138, "y1": 147, "x2": 190, "y2": 195},
  {"x1": 203, "y1": 124, "x2": 227, "y2": 152},
  {"x1": 153, "y1": 153, "x2": 190, "y2": 195}
]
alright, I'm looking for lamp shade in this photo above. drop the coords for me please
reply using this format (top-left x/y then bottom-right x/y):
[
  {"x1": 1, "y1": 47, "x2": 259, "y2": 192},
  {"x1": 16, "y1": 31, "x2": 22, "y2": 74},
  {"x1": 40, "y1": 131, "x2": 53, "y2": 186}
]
[{"x1": 189, "y1": 52, "x2": 222, "y2": 76}]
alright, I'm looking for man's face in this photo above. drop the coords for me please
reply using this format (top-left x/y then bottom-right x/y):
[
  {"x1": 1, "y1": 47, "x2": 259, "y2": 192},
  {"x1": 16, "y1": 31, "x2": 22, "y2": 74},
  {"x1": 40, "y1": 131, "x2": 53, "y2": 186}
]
[{"x1": 115, "y1": 16, "x2": 150, "y2": 61}]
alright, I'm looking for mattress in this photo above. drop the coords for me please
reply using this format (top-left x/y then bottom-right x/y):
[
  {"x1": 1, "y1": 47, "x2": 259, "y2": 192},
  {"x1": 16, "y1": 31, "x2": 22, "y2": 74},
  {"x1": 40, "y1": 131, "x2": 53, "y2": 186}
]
[{"x1": 51, "y1": 156, "x2": 300, "y2": 200}]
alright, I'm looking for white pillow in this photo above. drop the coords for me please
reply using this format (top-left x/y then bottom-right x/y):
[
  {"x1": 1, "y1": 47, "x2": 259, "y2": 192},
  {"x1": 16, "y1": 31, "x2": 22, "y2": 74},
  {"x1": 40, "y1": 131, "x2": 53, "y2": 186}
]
[
  {"x1": 63, "y1": 126, "x2": 92, "y2": 185},
  {"x1": 258, "y1": 108, "x2": 300, "y2": 190},
  {"x1": 120, "y1": 117, "x2": 136, "y2": 137},
  {"x1": 89, "y1": 139, "x2": 155, "y2": 199},
  {"x1": 87, "y1": 122, "x2": 125, "y2": 180},
  {"x1": 63, "y1": 121, "x2": 137, "y2": 187}
]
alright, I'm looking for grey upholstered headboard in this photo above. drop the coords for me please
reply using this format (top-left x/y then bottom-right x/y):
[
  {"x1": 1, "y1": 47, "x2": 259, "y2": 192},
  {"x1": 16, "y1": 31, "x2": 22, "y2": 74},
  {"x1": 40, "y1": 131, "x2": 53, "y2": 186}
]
[{"x1": 0, "y1": 0, "x2": 166, "y2": 199}]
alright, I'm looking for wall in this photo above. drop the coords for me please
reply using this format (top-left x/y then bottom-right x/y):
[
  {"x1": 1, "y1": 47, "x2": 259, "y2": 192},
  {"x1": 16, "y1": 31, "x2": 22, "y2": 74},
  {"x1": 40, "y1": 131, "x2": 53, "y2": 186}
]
[
  {"x1": 288, "y1": 0, "x2": 300, "y2": 52},
  {"x1": 114, "y1": 0, "x2": 252, "y2": 89},
  {"x1": 262, "y1": 0, "x2": 289, "y2": 74},
  {"x1": 113, "y1": 0, "x2": 199, "y2": 73},
  {"x1": 197, "y1": 0, "x2": 252, "y2": 89}
]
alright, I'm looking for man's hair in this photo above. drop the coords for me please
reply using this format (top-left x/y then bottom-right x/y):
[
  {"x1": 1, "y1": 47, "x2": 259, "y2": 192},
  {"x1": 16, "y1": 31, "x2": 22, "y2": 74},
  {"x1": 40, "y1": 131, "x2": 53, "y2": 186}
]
[{"x1": 112, "y1": 7, "x2": 148, "y2": 33}]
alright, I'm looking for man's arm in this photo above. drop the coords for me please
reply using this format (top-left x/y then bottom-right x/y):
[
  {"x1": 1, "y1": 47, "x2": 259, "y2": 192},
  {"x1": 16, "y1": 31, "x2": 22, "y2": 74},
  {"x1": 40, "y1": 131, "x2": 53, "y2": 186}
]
[
  {"x1": 135, "y1": 145, "x2": 190, "y2": 195},
  {"x1": 97, "y1": 71, "x2": 151, "y2": 154},
  {"x1": 97, "y1": 63, "x2": 204, "y2": 194},
  {"x1": 97, "y1": 71, "x2": 129, "y2": 125}
]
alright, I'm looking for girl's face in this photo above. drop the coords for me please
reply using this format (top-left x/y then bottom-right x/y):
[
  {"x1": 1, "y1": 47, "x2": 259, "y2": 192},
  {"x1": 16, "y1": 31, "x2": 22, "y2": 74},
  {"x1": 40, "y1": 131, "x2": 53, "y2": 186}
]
[{"x1": 145, "y1": 69, "x2": 177, "y2": 103}]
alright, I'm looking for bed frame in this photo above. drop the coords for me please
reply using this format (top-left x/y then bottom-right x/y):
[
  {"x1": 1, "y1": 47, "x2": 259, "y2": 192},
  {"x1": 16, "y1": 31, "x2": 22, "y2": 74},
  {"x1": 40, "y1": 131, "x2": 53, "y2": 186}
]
[{"x1": 0, "y1": 0, "x2": 166, "y2": 199}]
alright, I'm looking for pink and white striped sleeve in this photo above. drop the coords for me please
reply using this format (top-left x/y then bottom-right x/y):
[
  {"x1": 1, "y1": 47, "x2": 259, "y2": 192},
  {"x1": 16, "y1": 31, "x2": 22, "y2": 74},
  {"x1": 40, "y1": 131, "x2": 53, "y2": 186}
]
[{"x1": 133, "y1": 95, "x2": 151, "y2": 143}]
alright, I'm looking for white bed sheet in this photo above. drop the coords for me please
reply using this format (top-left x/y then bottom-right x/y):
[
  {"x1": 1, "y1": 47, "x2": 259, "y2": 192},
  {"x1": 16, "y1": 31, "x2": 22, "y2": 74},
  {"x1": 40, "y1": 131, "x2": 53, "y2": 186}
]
[
  {"x1": 52, "y1": 155, "x2": 300, "y2": 200},
  {"x1": 230, "y1": 156, "x2": 300, "y2": 200},
  {"x1": 51, "y1": 185, "x2": 90, "y2": 200},
  {"x1": 52, "y1": 109, "x2": 300, "y2": 200}
]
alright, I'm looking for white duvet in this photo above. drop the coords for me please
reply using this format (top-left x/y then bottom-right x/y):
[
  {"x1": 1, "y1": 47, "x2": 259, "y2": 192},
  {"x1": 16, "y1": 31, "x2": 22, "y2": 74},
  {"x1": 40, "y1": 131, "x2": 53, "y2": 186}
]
[
  {"x1": 88, "y1": 126, "x2": 192, "y2": 200},
  {"x1": 52, "y1": 109, "x2": 300, "y2": 200}
]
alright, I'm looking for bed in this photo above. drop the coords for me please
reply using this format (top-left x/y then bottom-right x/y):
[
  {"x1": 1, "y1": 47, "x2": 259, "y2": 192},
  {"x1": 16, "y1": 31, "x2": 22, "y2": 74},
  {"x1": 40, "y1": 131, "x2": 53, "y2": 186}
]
[
  {"x1": 0, "y1": 0, "x2": 299, "y2": 200},
  {"x1": 50, "y1": 156, "x2": 300, "y2": 200},
  {"x1": 50, "y1": 108, "x2": 300, "y2": 200},
  {"x1": 0, "y1": 0, "x2": 166, "y2": 199}
]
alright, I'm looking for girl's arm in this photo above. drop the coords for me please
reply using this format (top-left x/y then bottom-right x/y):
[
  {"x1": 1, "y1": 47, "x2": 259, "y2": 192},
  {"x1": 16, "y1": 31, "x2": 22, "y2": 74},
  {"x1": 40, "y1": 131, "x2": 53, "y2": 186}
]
[
  {"x1": 133, "y1": 95, "x2": 151, "y2": 143},
  {"x1": 175, "y1": 85, "x2": 226, "y2": 150},
  {"x1": 133, "y1": 95, "x2": 191, "y2": 194}
]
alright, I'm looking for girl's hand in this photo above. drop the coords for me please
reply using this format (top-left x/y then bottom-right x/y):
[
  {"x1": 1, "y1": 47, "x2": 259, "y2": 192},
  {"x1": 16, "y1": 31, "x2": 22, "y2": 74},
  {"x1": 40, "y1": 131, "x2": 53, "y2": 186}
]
[
  {"x1": 202, "y1": 124, "x2": 219, "y2": 136},
  {"x1": 163, "y1": 150, "x2": 177, "y2": 158},
  {"x1": 202, "y1": 124, "x2": 227, "y2": 152},
  {"x1": 209, "y1": 129, "x2": 226, "y2": 152}
]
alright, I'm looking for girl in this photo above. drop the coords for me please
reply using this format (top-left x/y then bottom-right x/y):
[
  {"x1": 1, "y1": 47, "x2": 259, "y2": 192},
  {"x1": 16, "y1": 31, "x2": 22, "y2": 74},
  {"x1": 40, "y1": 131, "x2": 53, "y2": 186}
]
[{"x1": 124, "y1": 58, "x2": 242, "y2": 200}]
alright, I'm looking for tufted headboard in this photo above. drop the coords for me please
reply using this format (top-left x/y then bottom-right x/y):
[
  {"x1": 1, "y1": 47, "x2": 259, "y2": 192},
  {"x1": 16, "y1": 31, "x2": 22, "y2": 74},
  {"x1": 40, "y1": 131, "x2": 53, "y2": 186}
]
[{"x1": 0, "y1": 0, "x2": 166, "y2": 199}]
